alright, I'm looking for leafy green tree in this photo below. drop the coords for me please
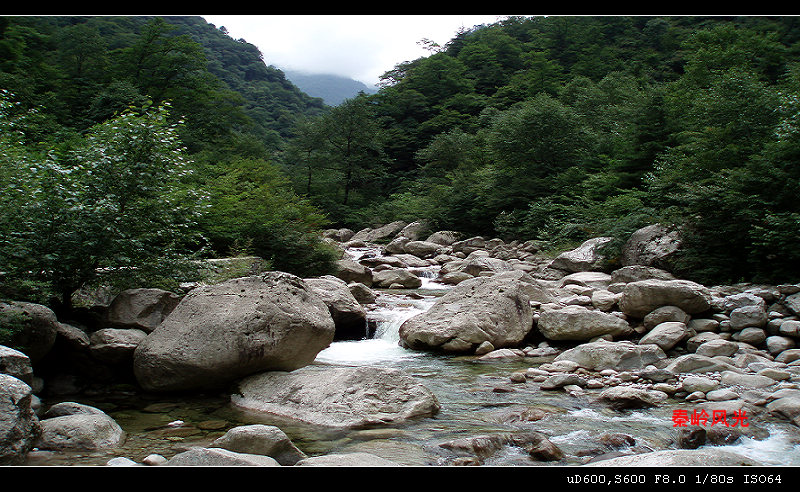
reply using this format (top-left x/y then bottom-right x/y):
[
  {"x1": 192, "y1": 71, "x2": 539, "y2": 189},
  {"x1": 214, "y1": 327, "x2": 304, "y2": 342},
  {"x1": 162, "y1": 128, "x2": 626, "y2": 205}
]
[
  {"x1": 284, "y1": 94, "x2": 388, "y2": 225},
  {"x1": 197, "y1": 157, "x2": 338, "y2": 278},
  {"x1": 484, "y1": 92, "x2": 593, "y2": 213},
  {"x1": 0, "y1": 98, "x2": 205, "y2": 310}
]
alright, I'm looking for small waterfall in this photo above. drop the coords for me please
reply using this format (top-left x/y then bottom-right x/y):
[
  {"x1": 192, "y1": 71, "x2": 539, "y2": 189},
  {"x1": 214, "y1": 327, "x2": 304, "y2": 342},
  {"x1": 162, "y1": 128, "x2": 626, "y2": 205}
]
[
  {"x1": 315, "y1": 244, "x2": 446, "y2": 365},
  {"x1": 315, "y1": 292, "x2": 436, "y2": 365}
]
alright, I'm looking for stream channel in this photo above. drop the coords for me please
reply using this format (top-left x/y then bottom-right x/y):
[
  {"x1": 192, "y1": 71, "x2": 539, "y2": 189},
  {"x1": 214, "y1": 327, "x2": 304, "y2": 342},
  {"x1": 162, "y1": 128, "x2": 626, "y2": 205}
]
[{"x1": 22, "y1": 245, "x2": 800, "y2": 467}]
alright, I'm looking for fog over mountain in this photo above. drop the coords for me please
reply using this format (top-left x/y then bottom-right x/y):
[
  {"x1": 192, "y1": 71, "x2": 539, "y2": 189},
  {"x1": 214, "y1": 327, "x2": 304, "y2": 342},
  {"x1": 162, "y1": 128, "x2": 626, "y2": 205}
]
[{"x1": 282, "y1": 70, "x2": 378, "y2": 106}]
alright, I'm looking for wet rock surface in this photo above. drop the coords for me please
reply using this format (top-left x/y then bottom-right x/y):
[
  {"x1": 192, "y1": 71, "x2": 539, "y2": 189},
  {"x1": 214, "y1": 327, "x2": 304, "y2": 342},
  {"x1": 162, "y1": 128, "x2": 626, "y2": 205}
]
[{"x1": 6, "y1": 224, "x2": 800, "y2": 467}]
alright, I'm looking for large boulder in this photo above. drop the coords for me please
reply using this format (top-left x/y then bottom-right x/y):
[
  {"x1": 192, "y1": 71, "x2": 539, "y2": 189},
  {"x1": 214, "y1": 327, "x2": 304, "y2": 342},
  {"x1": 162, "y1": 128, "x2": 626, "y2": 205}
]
[
  {"x1": 638, "y1": 321, "x2": 692, "y2": 351},
  {"x1": 559, "y1": 272, "x2": 612, "y2": 290},
  {"x1": 304, "y1": 276, "x2": 368, "y2": 340},
  {"x1": 372, "y1": 269, "x2": 422, "y2": 289},
  {"x1": 0, "y1": 345, "x2": 34, "y2": 385},
  {"x1": 105, "y1": 288, "x2": 181, "y2": 333},
  {"x1": 620, "y1": 224, "x2": 682, "y2": 270},
  {"x1": 548, "y1": 237, "x2": 613, "y2": 273},
  {"x1": 210, "y1": 424, "x2": 307, "y2": 465},
  {"x1": 334, "y1": 257, "x2": 373, "y2": 286},
  {"x1": 165, "y1": 447, "x2": 280, "y2": 466},
  {"x1": 322, "y1": 228, "x2": 354, "y2": 243},
  {"x1": 403, "y1": 240, "x2": 443, "y2": 258},
  {"x1": 597, "y1": 386, "x2": 668, "y2": 409},
  {"x1": 664, "y1": 354, "x2": 742, "y2": 374},
  {"x1": 398, "y1": 275, "x2": 533, "y2": 353},
  {"x1": 36, "y1": 403, "x2": 125, "y2": 451},
  {"x1": 0, "y1": 374, "x2": 41, "y2": 465},
  {"x1": 536, "y1": 306, "x2": 632, "y2": 341},
  {"x1": 451, "y1": 236, "x2": 487, "y2": 255},
  {"x1": 493, "y1": 271, "x2": 558, "y2": 305},
  {"x1": 397, "y1": 221, "x2": 429, "y2": 241},
  {"x1": 610, "y1": 265, "x2": 675, "y2": 284},
  {"x1": 618, "y1": 279, "x2": 712, "y2": 319},
  {"x1": 0, "y1": 302, "x2": 59, "y2": 364},
  {"x1": 553, "y1": 340, "x2": 667, "y2": 371},
  {"x1": 89, "y1": 328, "x2": 147, "y2": 365},
  {"x1": 350, "y1": 221, "x2": 407, "y2": 243},
  {"x1": 231, "y1": 365, "x2": 440, "y2": 429},
  {"x1": 426, "y1": 231, "x2": 461, "y2": 246},
  {"x1": 729, "y1": 305, "x2": 768, "y2": 330},
  {"x1": 133, "y1": 272, "x2": 335, "y2": 392},
  {"x1": 439, "y1": 256, "x2": 514, "y2": 277}
]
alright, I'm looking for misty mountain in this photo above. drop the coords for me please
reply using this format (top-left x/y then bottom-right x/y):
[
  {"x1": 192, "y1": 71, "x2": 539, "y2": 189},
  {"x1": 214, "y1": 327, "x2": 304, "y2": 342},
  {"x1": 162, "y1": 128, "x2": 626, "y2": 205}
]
[{"x1": 282, "y1": 70, "x2": 379, "y2": 106}]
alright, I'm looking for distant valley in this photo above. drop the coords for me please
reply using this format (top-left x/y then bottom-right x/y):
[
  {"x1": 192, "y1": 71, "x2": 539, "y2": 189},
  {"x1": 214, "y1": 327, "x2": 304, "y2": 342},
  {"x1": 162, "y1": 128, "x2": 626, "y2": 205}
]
[{"x1": 282, "y1": 70, "x2": 378, "y2": 106}]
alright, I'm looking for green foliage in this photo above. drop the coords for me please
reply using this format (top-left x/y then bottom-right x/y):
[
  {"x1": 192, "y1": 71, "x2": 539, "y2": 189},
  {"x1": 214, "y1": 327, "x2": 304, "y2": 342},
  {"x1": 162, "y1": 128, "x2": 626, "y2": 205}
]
[
  {"x1": 283, "y1": 94, "x2": 389, "y2": 227},
  {"x1": 5, "y1": 15, "x2": 800, "y2": 293},
  {"x1": 197, "y1": 157, "x2": 338, "y2": 278},
  {"x1": 0, "y1": 97, "x2": 206, "y2": 308},
  {"x1": 0, "y1": 307, "x2": 30, "y2": 348}
]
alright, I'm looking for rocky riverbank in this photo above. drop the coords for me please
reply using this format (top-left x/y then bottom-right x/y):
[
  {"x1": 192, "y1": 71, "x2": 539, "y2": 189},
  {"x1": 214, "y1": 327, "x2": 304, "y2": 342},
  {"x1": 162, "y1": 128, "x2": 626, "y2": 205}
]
[{"x1": 3, "y1": 220, "x2": 800, "y2": 466}]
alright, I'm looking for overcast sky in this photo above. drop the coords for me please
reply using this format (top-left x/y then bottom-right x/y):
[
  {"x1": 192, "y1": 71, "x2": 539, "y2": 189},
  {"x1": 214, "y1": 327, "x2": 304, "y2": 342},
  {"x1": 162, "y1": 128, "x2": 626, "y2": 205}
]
[{"x1": 202, "y1": 15, "x2": 524, "y2": 88}]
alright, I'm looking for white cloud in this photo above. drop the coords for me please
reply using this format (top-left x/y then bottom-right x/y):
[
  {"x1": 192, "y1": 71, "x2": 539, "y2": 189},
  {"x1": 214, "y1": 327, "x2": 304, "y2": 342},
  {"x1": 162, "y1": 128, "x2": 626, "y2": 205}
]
[{"x1": 203, "y1": 15, "x2": 517, "y2": 87}]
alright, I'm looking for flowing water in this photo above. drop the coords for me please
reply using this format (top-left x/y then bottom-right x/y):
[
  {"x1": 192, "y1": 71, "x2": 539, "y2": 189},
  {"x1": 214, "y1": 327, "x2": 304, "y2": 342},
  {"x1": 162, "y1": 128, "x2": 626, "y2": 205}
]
[{"x1": 22, "y1": 246, "x2": 800, "y2": 466}]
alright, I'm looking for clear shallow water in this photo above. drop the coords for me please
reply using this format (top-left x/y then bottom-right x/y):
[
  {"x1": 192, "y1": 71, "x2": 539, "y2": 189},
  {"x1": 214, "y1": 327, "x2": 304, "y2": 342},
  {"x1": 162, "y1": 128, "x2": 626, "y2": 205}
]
[{"x1": 22, "y1": 249, "x2": 800, "y2": 466}]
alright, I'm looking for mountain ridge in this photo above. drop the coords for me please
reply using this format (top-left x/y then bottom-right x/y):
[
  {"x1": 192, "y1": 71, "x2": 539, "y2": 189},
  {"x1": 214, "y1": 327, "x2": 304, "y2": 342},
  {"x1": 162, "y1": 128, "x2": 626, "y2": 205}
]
[{"x1": 282, "y1": 69, "x2": 378, "y2": 106}]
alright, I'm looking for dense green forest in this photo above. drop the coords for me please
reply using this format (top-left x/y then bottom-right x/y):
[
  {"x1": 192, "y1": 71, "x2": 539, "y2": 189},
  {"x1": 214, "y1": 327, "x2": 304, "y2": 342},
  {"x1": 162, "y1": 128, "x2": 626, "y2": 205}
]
[{"x1": 2, "y1": 15, "x2": 800, "y2": 315}]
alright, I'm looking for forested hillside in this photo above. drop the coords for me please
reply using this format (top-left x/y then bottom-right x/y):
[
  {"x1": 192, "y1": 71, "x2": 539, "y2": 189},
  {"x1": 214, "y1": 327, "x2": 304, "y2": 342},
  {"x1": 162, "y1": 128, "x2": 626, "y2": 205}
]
[
  {"x1": 2, "y1": 15, "x2": 800, "y2": 316},
  {"x1": 280, "y1": 16, "x2": 800, "y2": 286},
  {"x1": 0, "y1": 15, "x2": 336, "y2": 311},
  {"x1": 283, "y1": 70, "x2": 378, "y2": 106}
]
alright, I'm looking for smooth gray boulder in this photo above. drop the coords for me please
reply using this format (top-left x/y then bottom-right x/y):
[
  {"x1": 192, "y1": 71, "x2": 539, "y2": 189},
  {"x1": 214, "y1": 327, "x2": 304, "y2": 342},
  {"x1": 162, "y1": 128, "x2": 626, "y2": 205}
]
[
  {"x1": 372, "y1": 269, "x2": 422, "y2": 289},
  {"x1": 643, "y1": 306, "x2": 690, "y2": 330},
  {"x1": 620, "y1": 224, "x2": 682, "y2": 270},
  {"x1": 694, "y1": 339, "x2": 739, "y2": 358},
  {"x1": 597, "y1": 386, "x2": 668, "y2": 409},
  {"x1": 439, "y1": 256, "x2": 514, "y2": 278},
  {"x1": 165, "y1": 447, "x2": 280, "y2": 466},
  {"x1": 0, "y1": 302, "x2": 59, "y2": 363},
  {"x1": 549, "y1": 237, "x2": 613, "y2": 273},
  {"x1": 0, "y1": 374, "x2": 40, "y2": 464},
  {"x1": 403, "y1": 240, "x2": 442, "y2": 258},
  {"x1": 553, "y1": 340, "x2": 666, "y2": 371},
  {"x1": 36, "y1": 404, "x2": 125, "y2": 451},
  {"x1": 232, "y1": 365, "x2": 440, "y2": 430},
  {"x1": 426, "y1": 231, "x2": 460, "y2": 246},
  {"x1": 348, "y1": 282, "x2": 377, "y2": 305},
  {"x1": 729, "y1": 305, "x2": 768, "y2": 330},
  {"x1": 0, "y1": 345, "x2": 33, "y2": 385},
  {"x1": 305, "y1": 276, "x2": 367, "y2": 340},
  {"x1": 210, "y1": 424, "x2": 307, "y2": 465},
  {"x1": 399, "y1": 275, "x2": 533, "y2": 352},
  {"x1": 618, "y1": 279, "x2": 712, "y2": 318},
  {"x1": 105, "y1": 288, "x2": 181, "y2": 332},
  {"x1": 638, "y1": 321, "x2": 691, "y2": 351},
  {"x1": 493, "y1": 270, "x2": 558, "y2": 305},
  {"x1": 89, "y1": 328, "x2": 147, "y2": 364},
  {"x1": 559, "y1": 272, "x2": 612, "y2": 290},
  {"x1": 537, "y1": 306, "x2": 632, "y2": 341},
  {"x1": 665, "y1": 354, "x2": 742, "y2": 374},
  {"x1": 610, "y1": 265, "x2": 675, "y2": 284},
  {"x1": 349, "y1": 221, "x2": 407, "y2": 243},
  {"x1": 785, "y1": 292, "x2": 800, "y2": 315},
  {"x1": 397, "y1": 221, "x2": 429, "y2": 241},
  {"x1": 133, "y1": 272, "x2": 335, "y2": 392},
  {"x1": 722, "y1": 292, "x2": 766, "y2": 312},
  {"x1": 334, "y1": 257, "x2": 373, "y2": 286}
]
